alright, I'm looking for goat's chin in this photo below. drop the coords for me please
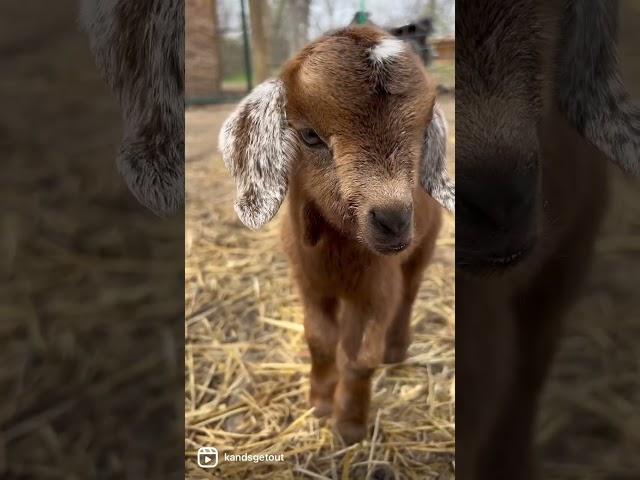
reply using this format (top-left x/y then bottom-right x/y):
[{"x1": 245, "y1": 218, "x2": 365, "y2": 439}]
[
  {"x1": 365, "y1": 237, "x2": 412, "y2": 256},
  {"x1": 456, "y1": 244, "x2": 535, "y2": 276}
]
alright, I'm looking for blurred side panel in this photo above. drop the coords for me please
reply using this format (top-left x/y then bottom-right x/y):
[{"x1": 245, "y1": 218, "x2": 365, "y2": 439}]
[
  {"x1": 0, "y1": 1, "x2": 184, "y2": 478},
  {"x1": 456, "y1": 0, "x2": 640, "y2": 478}
]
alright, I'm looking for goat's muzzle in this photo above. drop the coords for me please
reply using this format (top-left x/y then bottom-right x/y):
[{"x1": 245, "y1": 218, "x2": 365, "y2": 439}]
[
  {"x1": 367, "y1": 205, "x2": 413, "y2": 255},
  {"x1": 456, "y1": 165, "x2": 539, "y2": 273}
]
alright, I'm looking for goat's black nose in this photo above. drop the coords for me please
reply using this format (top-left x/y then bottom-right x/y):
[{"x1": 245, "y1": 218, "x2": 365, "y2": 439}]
[
  {"x1": 456, "y1": 165, "x2": 539, "y2": 272},
  {"x1": 458, "y1": 167, "x2": 537, "y2": 232},
  {"x1": 369, "y1": 207, "x2": 412, "y2": 238}
]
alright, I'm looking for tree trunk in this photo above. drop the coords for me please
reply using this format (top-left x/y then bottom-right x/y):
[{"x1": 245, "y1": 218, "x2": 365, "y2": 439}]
[
  {"x1": 249, "y1": 0, "x2": 272, "y2": 83},
  {"x1": 287, "y1": 0, "x2": 311, "y2": 54},
  {"x1": 185, "y1": 0, "x2": 221, "y2": 98},
  {"x1": 430, "y1": 0, "x2": 438, "y2": 16}
]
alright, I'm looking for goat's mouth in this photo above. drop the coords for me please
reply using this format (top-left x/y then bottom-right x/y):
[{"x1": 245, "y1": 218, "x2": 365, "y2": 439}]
[
  {"x1": 363, "y1": 207, "x2": 414, "y2": 256},
  {"x1": 488, "y1": 248, "x2": 531, "y2": 267},
  {"x1": 457, "y1": 244, "x2": 535, "y2": 275},
  {"x1": 370, "y1": 239, "x2": 411, "y2": 255}
]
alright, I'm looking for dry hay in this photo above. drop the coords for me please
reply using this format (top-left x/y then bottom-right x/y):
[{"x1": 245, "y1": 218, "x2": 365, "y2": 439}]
[{"x1": 185, "y1": 99, "x2": 456, "y2": 479}]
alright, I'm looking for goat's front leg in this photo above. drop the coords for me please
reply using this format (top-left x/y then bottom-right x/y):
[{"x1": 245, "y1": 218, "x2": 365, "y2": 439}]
[
  {"x1": 384, "y1": 266, "x2": 423, "y2": 364},
  {"x1": 334, "y1": 301, "x2": 391, "y2": 444},
  {"x1": 385, "y1": 232, "x2": 436, "y2": 364},
  {"x1": 302, "y1": 295, "x2": 339, "y2": 417}
]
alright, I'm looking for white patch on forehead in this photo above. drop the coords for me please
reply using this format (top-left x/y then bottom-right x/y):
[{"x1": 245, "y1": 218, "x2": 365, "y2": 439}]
[{"x1": 369, "y1": 38, "x2": 405, "y2": 64}]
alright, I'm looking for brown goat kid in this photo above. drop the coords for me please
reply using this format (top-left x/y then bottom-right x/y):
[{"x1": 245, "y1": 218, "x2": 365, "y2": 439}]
[{"x1": 220, "y1": 26, "x2": 454, "y2": 444}]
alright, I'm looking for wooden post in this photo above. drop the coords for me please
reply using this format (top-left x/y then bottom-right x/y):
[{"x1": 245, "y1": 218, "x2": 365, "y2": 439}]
[
  {"x1": 249, "y1": 0, "x2": 272, "y2": 84},
  {"x1": 240, "y1": 0, "x2": 253, "y2": 91},
  {"x1": 185, "y1": 0, "x2": 221, "y2": 98}
]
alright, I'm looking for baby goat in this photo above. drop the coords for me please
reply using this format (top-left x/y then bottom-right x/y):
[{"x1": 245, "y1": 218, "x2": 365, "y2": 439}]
[{"x1": 220, "y1": 26, "x2": 454, "y2": 444}]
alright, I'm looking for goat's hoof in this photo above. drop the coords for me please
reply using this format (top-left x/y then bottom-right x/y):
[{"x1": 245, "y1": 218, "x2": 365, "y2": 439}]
[
  {"x1": 335, "y1": 420, "x2": 367, "y2": 445},
  {"x1": 383, "y1": 344, "x2": 408, "y2": 364},
  {"x1": 311, "y1": 396, "x2": 333, "y2": 417}
]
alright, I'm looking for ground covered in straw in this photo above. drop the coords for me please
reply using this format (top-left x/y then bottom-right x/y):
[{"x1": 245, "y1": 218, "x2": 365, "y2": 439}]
[{"x1": 185, "y1": 98, "x2": 456, "y2": 479}]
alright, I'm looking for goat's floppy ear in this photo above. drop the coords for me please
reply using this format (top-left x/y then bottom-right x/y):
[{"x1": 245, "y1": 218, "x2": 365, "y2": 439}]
[
  {"x1": 79, "y1": 0, "x2": 185, "y2": 216},
  {"x1": 555, "y1": 0, "x2": 640, "y2": 175},
  {"x1": 422, "y1": 102, "x2": 455, "y2": 213},
  {"x1": 219, "y1": 79, "x2": 297, "y2": 229}
]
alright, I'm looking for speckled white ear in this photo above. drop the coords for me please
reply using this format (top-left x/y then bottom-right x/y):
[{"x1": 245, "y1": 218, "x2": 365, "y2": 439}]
[
  {"x1": 422, "y1": 103, "x2": 455, "y2": 213},
  {"x1": 78, "y1": 0, "x2": 185, "y2": 216},
  {"x1": 556, "y1": 0, "x2": 640, "y2": 175},
  {"x1": 219, "y1": 79, "x2": 298, "y2": 230}
]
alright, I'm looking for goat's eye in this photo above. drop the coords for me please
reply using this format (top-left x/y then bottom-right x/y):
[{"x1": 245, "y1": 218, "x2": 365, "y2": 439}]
[{"x1": 299, "y1": 128, "x2": 324, "y2": 147}]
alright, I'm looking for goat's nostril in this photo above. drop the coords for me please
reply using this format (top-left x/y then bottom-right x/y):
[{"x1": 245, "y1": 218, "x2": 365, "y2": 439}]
[{"x1": 369, "y1": 207, "x2": 412, "y2": 237}]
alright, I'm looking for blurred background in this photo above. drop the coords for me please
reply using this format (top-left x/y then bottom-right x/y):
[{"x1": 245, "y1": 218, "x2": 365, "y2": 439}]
[
  {"x1": 0, "y1": 1, "x2": 183, "y2": 478},
  {"x1": 186, "y1": 0, "x2": 454, "y2": 104}
]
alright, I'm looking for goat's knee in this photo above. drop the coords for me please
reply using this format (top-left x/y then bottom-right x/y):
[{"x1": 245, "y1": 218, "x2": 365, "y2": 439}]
[{"x1": 384, "y1": 304, "x2": 413, "y2": 364}]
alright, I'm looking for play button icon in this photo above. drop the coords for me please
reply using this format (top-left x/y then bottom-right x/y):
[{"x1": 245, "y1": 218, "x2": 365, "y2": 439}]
[{"x1": 197, "y1": 447, "x2": 219, "y2": 468}]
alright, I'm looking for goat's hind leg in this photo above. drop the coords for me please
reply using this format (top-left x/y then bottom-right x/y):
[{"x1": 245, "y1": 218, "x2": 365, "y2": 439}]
[{"x1": 303, "y1": 295, "x2": 339, "y2": 417}]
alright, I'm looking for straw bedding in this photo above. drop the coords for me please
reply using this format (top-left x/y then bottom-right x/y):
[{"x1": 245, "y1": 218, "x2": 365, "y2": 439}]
[{"x1": 185, "y1": 98, "x2": 456, "y2": 479}]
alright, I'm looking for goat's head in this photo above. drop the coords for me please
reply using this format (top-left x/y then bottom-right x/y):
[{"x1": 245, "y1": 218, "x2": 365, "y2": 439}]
[
  {"x1": 456, "y1": 0, "x2": 640, "y2": 274},
  {"x1": 220, "y1": 26, "x2": 453, "y2": 255},
  {"x1": 456, "y1": 0, "x2": 542, "y2": 273}
]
